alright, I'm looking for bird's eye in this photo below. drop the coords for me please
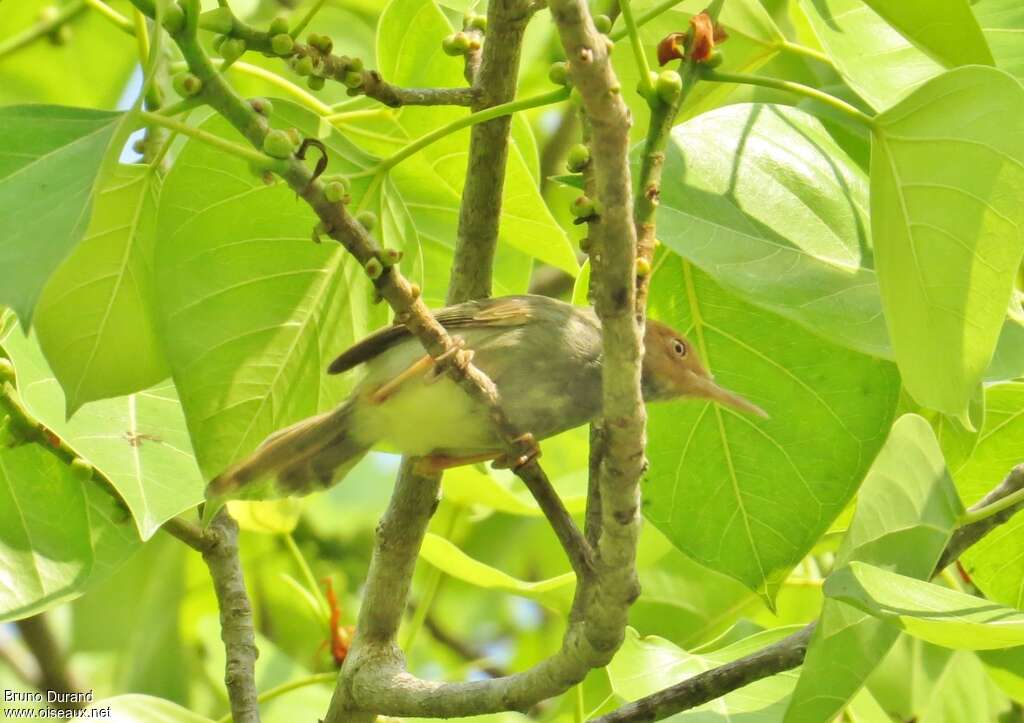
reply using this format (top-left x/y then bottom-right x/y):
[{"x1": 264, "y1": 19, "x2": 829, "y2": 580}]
[{"x1": 672, "y1": 339, "x2": 686, "y2": 357}]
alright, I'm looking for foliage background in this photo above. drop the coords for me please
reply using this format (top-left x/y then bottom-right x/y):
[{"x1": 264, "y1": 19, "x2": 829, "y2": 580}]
[{"x1": 0, "y1": 0, "x2": 1023, "y2": 721}]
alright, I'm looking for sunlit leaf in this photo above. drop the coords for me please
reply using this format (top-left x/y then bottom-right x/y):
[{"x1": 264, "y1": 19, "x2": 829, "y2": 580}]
[{"x1": 859, "y1": 0, "x2": 993, "y2": 68}]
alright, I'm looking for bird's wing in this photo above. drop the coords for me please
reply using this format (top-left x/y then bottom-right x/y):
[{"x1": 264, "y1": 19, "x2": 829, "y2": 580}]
[{"x1": 326, "y1": 296, "x2": 536, "y2": 374}]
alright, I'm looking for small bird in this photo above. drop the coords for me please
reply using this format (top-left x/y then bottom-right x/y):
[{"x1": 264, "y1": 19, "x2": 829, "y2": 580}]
[{"x1": 209, "y1": 295, "x2": 766, "y2": 500}]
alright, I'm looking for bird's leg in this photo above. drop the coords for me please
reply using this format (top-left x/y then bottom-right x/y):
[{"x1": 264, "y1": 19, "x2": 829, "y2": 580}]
[{"x1": 492, "y1": 433, "x2": 541, "y2": 470}]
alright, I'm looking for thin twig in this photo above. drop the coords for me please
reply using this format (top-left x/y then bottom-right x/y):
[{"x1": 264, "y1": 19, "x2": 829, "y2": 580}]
[
  {"x1": 422, "y1": 614, "x2": 509, "y2": 679},
  {"x1": 14, "y1": 615, "x2": 83, "y2": 711}
]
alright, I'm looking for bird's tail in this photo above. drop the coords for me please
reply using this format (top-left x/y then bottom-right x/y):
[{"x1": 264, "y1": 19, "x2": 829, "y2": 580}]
[{"x1": 207, "y1": 401, "x2": 370, "y2": 500}]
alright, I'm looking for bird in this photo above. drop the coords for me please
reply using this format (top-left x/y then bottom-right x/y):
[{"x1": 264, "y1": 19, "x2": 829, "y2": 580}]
[{"x1": 208, "y1": 294, "x2": 766, "y2": 500}]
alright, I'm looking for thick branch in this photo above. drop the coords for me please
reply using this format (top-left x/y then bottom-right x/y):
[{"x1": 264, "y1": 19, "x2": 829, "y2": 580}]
[
  {"x1": 14, "y1": 614, "x2": 82, "y2": 711},
  {"x1": 595, "y1": 463, "x2": 1024, "y2": 723},
  {"x1": 447, "y1": 0, "x2": 534, "y2": 303},
  {"x1": 422, "y1": 614, "x2": 509, "y2": 679}
]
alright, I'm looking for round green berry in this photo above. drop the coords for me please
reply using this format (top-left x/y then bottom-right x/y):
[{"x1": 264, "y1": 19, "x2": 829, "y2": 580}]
[
  {"x1": 269, "y1": 15, "x2": 289, "y2": 36},
  {"x1": 69, "y1": 458, "x2": 94, "y2": 482},
  {"x1": 294, "y1": 54, "x2": 314, "y2": 76},
  {"x1": 579, "y1": 236, "x2": 592, "y2": 254},
  {"x1": 636, "y1": 257, "x2": 652, "y2": 276},
  {"x1": 343, "y1": 70, "x2": 364, "y2": 89},
  {"x1": 173, "y1": 73, "x2": 203, "y2": 97},
  {"x1": 221, "y1": 37, "x2": 247, "y2": 62},
  {"x1": 262, "y1": 129, "x2": 295, "y2": 159},
  {"x1": 593, "y1": 14, "x2": 612, "y2": 34},
  {"x1": 704, "y1": 50, "x2": 725, "y2": 69},
  {"x1": 162, "y1": 4, "x2": 186, "y2": 34},
  {"x1": 565, "y1": 143, "x2": 590, "y2": 173},
  {"x1": 313, "y1": 34, "x2": 333, "y2": 54},
  {"x1": 324, "y1": 180, "x2": 349, "y2": 203},
  {"x1": 271, "y1": 32, "x2": 294, "y2": 56},
  {"x1": 548, "y1": 61, "x2": 569, "y2": 86},
  {"x1": 570, "y1": 195, "x2": 596, "y2": 219},
  {"x1": 38, "y1": 5, "x2": 60, "y2": 23},
  {"x1": 467, "y1": 13, "x2": 487, "y2": 32},
  {"x1": 656, "y1": 69, "x2": 683, "y2": 104},
  {"x1": 0, "y1": 359, "x2": 14, "y2": 384},
  {"x1": 285, "y1": 127, "x2": 302, "y2": 146},
  {"x1": 249, "y1": 97, "x2": 273, "y2": 116},
  {"x1": 442, "y1": 32, "x2": 471, "y2": 56},
  {"x1": 356, "y1": 210, "x2": 377, "y2": 231},
  {"x1": 347, "y1": 56, "x2": 364, "y2": 72},
  {"x1": 308, "y1": 75, "x2": 325, "y2": 90},
  {"x1": 49, "y1": 24, "x2": 72, "y2": 45},
  {"x1": 364, "y1": 257, "x2": 383, "y2": 279},
  {"x1": 380, "y1": 248, "x2": 403, "y2": 266}
]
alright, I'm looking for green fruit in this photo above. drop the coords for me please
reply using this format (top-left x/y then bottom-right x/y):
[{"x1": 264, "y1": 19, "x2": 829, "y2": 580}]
[
  {"x1": 324, "y1": 180, "x2": 349, "y2": 203},
  {"x1": 347, "y1": 56, "x2": 364, "y2": 72},
  {"x1": 343, "y1": 70, "x2": 364, "y2": 89},
  {"x1": 69, "y1": 458, "x2": 94, "y2": 482},
  {"x1": 356, "y1": 211, "x2": 377, "y2": 232},
  {"x1": 566, "y1": 143, "x2": 590, "y2": 173},
  {"x1": 467, "y1": 13, "x2": 487, "y2": 32},
  {"x1": 132, "y1": 138, "x2": 147, "y2": 155},
  {"x1": 593, "y1": 14, "x2": 612, "y2": 34},
  {"x1": 198, "y1": 7, "x2": 234, "y2": 34},
  {"x1": 364, "y1": 257, "x2": 383, "y2": 279},
  {"x1": 637, "y1": 70, "x2": 660, "y2": 105},
  {"x1": 271, "y1": 33, "x2": 294, "y2": 56},
  {"x1": 285, "y1": 127, "x2": 301, "y2": 146},
  {"x1": 380, "y1": 248, "x2": 403, "y2": 266},
  {"x1": 0, "y1": 359, "x2": 14, "y2": 384},
  {"x1": 162, "y1": 4, "x2": 186, "y2": 34},
  {"x1": 269, "y1": 16, "x2": 289, "y2": 36},
  {"x1": 49, "y1": 24, "x2": 72, "y2": 45},
  {"x1": 656, "y1": 69, "x2": 683, "y2": 104},
  {"x1": 704, "y1": 50, "x2": 725, "y2": 68},
  {"x1": 313, "y1": 34, "x2": 333, "y2": 54},
  {"x1": 579, "y1": 236, "x2": 592, "y2": 253},
  {"x1": 38, "y1": 5, "x2": 60, "y2": 24},
  {"x1": 467, "y1": 37, "x2": 482, "y2": 52},
  {"x1": 249, "y1": 97, "x2": 273, "y2": 116},
  {"x1": 173, "y1": 73, "x2": 203, "y2": 97},
  {"x1": 262, "y1": 129, "x2": 295, "y2": 159},
  {"x1": 294, "y1": 55, "x2": 315, "y2": 76},
  {"x1": 308, "y1": 75, "x2": 325, "y2": 90},
  {"x1": 442, "y1": 32, "x2": 470, "y2": 56},
  {"x1": 570, "y1": 195, "x2": 597, "y2": 219},
  {"x1": 306, "y1": 32, "x2": 323, "y2": 48},
  {"x1": 221, "y1": 37, "x2": 247, "y2": 62},
  {"x1": 635, "y1": 257, "x2": 652, "y2": 276},
  {"x1": 548, "y1": 61, "x2": 569, "y2": 86}
]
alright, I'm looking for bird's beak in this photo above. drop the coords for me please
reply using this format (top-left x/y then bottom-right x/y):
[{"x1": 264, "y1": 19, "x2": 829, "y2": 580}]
[{"x1": 687, "y1": 372, "x2": 769, "y2": 418}]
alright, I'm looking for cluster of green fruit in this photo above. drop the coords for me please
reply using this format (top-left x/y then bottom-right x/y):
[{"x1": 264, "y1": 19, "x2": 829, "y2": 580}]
[{"x1": 441, "y1": 12, "x2": 488, "y2": 56}]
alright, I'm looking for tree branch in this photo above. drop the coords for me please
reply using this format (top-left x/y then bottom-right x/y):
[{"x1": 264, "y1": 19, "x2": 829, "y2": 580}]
[
  {"x1": 164, "y1": 511, "x2": 260, "y2": 723},
  {"x1": 594, "y1": 463, "x2": 1024, "y2": 723},
  {"x1": 447, "y1": 0, "x2": 535, "y2": 303},
  {"x1": 14, "y1": 614, "x2": 83, "y2": 711},
  {"x1": 422, "y1": 613, "x2": 509, "y2": 679}
]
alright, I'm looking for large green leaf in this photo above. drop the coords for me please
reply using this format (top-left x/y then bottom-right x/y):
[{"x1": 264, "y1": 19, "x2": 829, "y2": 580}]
[
  {"x1": 656, "y1": 103, "x2": 887, "y2": 358},
  {"x1": 0, "y1": 0, "x2": 136, "y2": 108},
  {"x1": 0, "y1": 105, "x2": 123, "y2": 324},
  {"x1": 154, "y1": 100, "x2": 384, "y2": 480},
  {"x1": 827, "y1": 562, "x2": 1024, "y2": 650},
  {"x1": 96, "y1": 695, "x2": 214, "y2": 723},
  {"x1": 374, "y1": 0, "x2": 576, "y2": 275},
  {"x1": 946, "y1": 383, "x2": 1024, "y2": 608},
  {"x1": 645, "y1": 256, "x2": 899, "y2": 602},
  {"x1": 784, "y1": 414, "x2": 963, "y2": 722},
  {"x1": 1, "y1": 328, "x2": 204, "y2": 539},
  {"x1": 870, "y1": 66, "x2": 1024, "y2": 420},
  {"x1": 975, "y1": 0, "x2": 1024, "y2": 82},
  {"x1": 607, "y1": 626, "x2": 801, "y2": 719},
  {"x1": 0, "y1": 443, "x2": 139, "y2": 622},
  {"x1": 799, "y1": 0, "x2": 943, "y2": 111},
  {"x1": 33, "y1": 163, "x2": 168, "y2": 412},
  {"x1": 859, "y1": 0, "x2": 993, "y2": 68}
]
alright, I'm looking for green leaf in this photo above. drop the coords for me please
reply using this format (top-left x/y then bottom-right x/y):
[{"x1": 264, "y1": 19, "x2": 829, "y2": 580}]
[
  {"x1": 0, "y1": 443, "x2": 139, "y2": 622},
  {"x1": 827, "y1": 562, "x2": 1024, "y2": 650},
  {"x1": 441, "y1": 465, "x2": 586, "y2": 516},
  {"x1": 859, "y1": 0, "x2": 993, "y2": 68},
  {"x1": 607, "y1": 626, "x2": 801, "y2": 718},
  {"x1": 645, "y1": 256, "x2": 900, "y2": 602},
  {"x1": 785, "y1": 414, "x2": 963, "y2": 722},
  {"x1": 154, "y1": 99, "x2": 385, "y2": 480},
  {"x1": 0, "y1": 105, "x2": 123, "y2": 324},
  {"x1": 375, "y1": 0, "x2": 577, "y2": 275},
  {"x1": 0, "y1": 1, "x2": 136, "y2": 108},
  {"x1": 987, "y1": 294, "x2": 1024, "y2": 382},
  {"x1": 975, "y1": 0, "x2": 1024, "y2": 82},
  {"x1": 656, "y1": 103, "x2": 888, "y2": 358},
  {"x1": 1, "y1": 327, "x2": 204, "y2": 539},
  {"x1": 419, "y1": 533, "x2": 575, "y2": 612},
  {"x1": 799, "y1": 0, "x2": 943, "y2": 110},
  {"x1": 870, "y1": 66, "x2": 1024, "y2": 420},
  {"x1": 95, "y1": 695, "x2": 214, "y2": 722},
  {"x1": 33, "y1": 163, "x2": 168, "y2": 412},
  {"x1": 949, "y1": 383, "x2": 1024, "y2": 608}
]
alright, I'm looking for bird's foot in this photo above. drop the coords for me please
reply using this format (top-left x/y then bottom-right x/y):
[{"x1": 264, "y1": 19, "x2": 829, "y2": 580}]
[{"x1": 491, "y1": 433, "x2": 541, "y2": 471}]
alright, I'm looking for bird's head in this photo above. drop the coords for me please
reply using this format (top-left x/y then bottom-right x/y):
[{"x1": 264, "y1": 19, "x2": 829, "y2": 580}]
[{"x1": 641, "y1": 319, "x2": 768, "y2": 418}]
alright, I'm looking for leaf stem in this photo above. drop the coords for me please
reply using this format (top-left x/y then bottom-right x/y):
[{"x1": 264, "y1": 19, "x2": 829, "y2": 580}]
[
  {"x1": 290, "y1": 0, "x2": 328, "y2": 38},
  {"x1": 619, "y1": 0, "x2": 653, "y2": 96},
  {"x1": 215, "y1": 673, "x2": 337, "y2": 723},
  {"x1": 137, "y1": 110, "x2": 277, "y2": 166},
  {"x1": 959, "y1": 485, "x2": 1024, "y2": 526},
  {"x1": 609, "y1": 0, "x2": 681, "y2": 41},
  {"x1": 0, "y1": 0, "x2": 87, "y2": 60},
  {"x1": 284, "y1": 533, "x2": 331, "y2": 620},
  {"x1": 701, "y1": 69, "x2": 875, "y2": 127},
  {"x1": 357, "y1": 86, "x2": 570, "y2": 177},
  {"x1": 781, "y1": 39, "x2": 835, "y2": 68},
  {"x1": 84, "y1": 0, "x2": 135, "y2": 34}
]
